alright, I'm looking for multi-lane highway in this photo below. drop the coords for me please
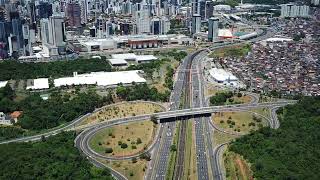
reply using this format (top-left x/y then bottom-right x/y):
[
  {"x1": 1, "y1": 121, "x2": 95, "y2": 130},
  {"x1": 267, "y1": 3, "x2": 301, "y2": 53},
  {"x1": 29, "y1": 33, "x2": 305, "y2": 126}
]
[
  {"x1": 0, "y1": 26, "x2": 287, "y2": 180},
  {"x1": 192, "y1": 51, "x2": 211, "y2": 180},
  {"x1": 147, "y1": 50, "x2": 202, "y2": 180}
]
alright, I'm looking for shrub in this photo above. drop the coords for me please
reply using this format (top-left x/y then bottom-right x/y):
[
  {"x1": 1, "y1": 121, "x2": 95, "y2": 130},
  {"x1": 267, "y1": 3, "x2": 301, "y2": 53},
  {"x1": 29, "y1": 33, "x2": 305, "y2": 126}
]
[
  {"x1": 170, "y1": 144, "x2": 177, "y2": 151},
  {"x1": 105, "y1": 148, "x2": 113, "y2": 153},
  {"x1": 121, "y1": 143, "x2": 128, "y2": 149},
  {"x1": 136, "y1": 138, "x2": 142, "y2": 144}
]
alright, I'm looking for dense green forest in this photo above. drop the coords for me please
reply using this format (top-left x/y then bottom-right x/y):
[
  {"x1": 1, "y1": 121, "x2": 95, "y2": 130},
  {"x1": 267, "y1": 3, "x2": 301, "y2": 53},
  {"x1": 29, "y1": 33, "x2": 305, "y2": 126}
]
[
  {"x1": 116, "y1": 83, "x2": 170, "y2": 102},
  {"x1": 0, "y1": 126, "x2": 26, "y2": 141},
  {"x1": 17, "y1": 91, "x2": 106, "y2": 130},
  {"x1": 0, "y1": 132, "x2": 114, "y2": 180},
  {"x1": 210, "y1": 91, "x2": 243, "y2": 105},
  {"x1": 0, "y1": 58, "x2": 112, "y2": 81},
  {"x1": 164, "y1": 66, "x2": 174, "y2": 90},
  {"x1": 229, "y1": 96, "x2": 320, "y2": 179},
  {"x1": 0, "y1": 84, "x2": 108, "y2": 131}
]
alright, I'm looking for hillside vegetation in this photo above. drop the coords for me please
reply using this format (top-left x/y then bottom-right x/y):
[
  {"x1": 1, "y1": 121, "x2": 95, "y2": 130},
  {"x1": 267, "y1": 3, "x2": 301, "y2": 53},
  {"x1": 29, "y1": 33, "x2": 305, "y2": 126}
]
[
  {"x1": 229, "y1": 96, "x2": 320, "y2": 179},
  {"x1": 0, "y1": 132, "x2": 114, "y2": 180}
]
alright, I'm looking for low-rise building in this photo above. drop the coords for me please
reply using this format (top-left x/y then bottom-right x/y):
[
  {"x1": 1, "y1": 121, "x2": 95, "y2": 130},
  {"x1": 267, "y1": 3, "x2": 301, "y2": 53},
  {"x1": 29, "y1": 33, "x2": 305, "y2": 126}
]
[{"x1": 0, "y1": 112, "x2": 13, "y2": 125}]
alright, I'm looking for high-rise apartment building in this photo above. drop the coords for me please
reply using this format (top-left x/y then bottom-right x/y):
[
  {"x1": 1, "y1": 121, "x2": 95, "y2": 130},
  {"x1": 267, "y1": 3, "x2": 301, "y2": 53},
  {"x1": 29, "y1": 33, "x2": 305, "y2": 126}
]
[
  {"x1": 208, "y1": 17, "x2": 219, "y2": 41},
  {"x1": 311, "y1": 0, "x2": 319, "y2": 6},
  {"x1": 135, "y1": 7, "x2": 150, "y2": 34},
  {"x1": 281, "y1": 4, "x2": 309, "y2": 18},
  {"x1": 66, "y1": 2, "x2": 81, "y2": 28},
  {"x1": 192, "y1": 14, "x2": 201, "y2": 34},
  {"x1": 40, "y1": 15, "x2": 65, "y2": 56}
]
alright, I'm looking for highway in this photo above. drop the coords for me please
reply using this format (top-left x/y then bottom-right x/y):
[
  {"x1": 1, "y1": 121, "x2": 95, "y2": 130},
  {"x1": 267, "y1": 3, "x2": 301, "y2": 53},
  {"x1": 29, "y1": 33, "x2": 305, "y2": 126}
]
[
  {"x1": 172, "y1": 49, "x2": 194, "y2": 180},
  {"x1": 146, "y1": 51, "x2": 202, "y2": 180},
  {"x1": 0, "y1": 24, "x2": 276, "y2": 146},
  {"x1": 0, "y1": 25, "x2": 285, "y2": 180},
  {"x1": 192, "y1": 51, "x2": 211, "y2": 180}
]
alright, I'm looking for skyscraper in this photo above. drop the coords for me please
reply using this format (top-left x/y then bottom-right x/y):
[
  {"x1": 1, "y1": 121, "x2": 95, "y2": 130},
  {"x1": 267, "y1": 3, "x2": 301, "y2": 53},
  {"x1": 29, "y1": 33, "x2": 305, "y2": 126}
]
[
  {"x1": 208, "y1": 17, "x2": 219, "y2": 41},
  {"x1": 37, "y1": 2, "x2": 53, "y2": 19},
  {"x1": 66, "y1": 2, "x2": 81, "y2": 28},
  {"x1": 312, "y1": 0, "x2": 320, "y2": 6},
  {"x1": 192, "y1": 14, "x2": 201, "y2": 34},
  {"x1": 135, "y1": 6, "x2": 150, "y2": 34},
  {"x1": 80, "y1": 0, "x2": 88, "y2": 25},
  {"x1": 11, "y1": 18, "x2": 23, "y2": 49},
  {"x1": 151, "y1": 18, "x2": 160, "y2": 35},
  {"x1": 160, "y1": 17, "x2": 170, "y2": 35},
  {"x1": 40, "y1": 15, "x2": 66, "y2": 55},
  {"x1": 281, "y1": 4, "x2": 310, "y2": 18},
  {"x1": 22, "y1": 24, "x2": 32, "y2": 56}
]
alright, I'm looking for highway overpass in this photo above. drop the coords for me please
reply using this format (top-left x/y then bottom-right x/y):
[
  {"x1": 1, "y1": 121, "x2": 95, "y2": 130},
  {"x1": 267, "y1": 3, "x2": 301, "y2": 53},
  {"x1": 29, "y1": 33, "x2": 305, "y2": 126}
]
[{"x1": 156, "y1": 101, "x2": 296, "y2": 123}]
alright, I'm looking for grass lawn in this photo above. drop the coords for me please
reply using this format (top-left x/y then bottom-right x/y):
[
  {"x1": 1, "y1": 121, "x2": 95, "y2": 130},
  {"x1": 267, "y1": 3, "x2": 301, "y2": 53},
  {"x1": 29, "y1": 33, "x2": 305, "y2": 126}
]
[
  {"x1": 205, "y1": 86, "x2": 221, "y2": 97},
  {"x1": 213, "y1": 131, "x2": 237, "y2": 147},
  {"x1": 89, "y1": 120, "x2": 157, "y2": 157},
  {"x1": 232, "y1": 95, "x2": 252, "y2": 104},
  {"x1": 79, "y1": 101, "x2": 164, "y2": 127},
  {"x1": 104, "y1": 159, "x2": 147, "y2": 180},
  {"x1": 206, "y1": 89, "x2": 252, "y2": 105},
  {"x1": 213, "y1": 111, "x2": 266, "y2": 134},
  {"x1": 223, "y1": 150, "x2": 253, "y2": 180},
  {"x1": 209, "y1": 44, "x2": 251, "y2": 58}
]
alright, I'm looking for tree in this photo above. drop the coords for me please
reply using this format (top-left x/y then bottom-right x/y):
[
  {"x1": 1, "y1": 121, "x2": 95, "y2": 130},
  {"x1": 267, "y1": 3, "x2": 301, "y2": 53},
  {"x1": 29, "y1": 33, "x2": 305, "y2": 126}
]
[
  {"x1": 121, "y1": 143, "x2": 128, "y2": 149},
  {"x1": 0, "y1": 132, "x2": 114, "y2": 179},
  {"x1": 2, "y1": 84, "x2": 15, "y2": 100},
  {"x1": 132, "y1": 157, "x2": 137, "y2": 163},
  {"x1": 0, "y1": 58, "x2": 112, "y2": 81},
  {"x1": 136, "y1": 138, "x2": 142, "y2": 144},
  {"x1": 170, "y1": 144, "x2": 177, "y2": 151},
  {"x1": 105, "y1": 148, "x2": 113, "y2": 153},
  {"x1": 41, "y1": 135, "x2": 46, "y2": 142},
  {"x1": 140, "y1": 152, "x2": 151, "y2": 161}
]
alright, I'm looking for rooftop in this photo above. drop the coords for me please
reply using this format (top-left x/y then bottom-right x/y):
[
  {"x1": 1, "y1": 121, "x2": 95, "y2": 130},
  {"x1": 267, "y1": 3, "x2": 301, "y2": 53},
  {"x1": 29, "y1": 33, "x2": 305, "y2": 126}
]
[
  {"x1": 54, "y1": 70, "x2": 146, "y2": 87},
  {"x1": 108, "y1": 58, "x2": 128, "y2": 65},
  {"x1": 0, "y1": 81, "x2": 8, "y2": 88},
  {"x1": 26, "y1": 78, "x2": 49, "y2": 90}
]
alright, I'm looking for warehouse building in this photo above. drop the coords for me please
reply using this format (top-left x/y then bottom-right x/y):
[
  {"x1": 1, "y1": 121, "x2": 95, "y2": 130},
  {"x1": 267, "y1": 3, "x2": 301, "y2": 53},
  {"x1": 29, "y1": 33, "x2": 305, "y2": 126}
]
[{"x1": 54, "y1": 71, "x2": 146, "y2": 87}]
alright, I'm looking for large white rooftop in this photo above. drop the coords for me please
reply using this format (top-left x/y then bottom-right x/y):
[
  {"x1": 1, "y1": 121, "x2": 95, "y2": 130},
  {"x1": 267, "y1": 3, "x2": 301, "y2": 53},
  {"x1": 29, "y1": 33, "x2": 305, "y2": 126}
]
[
  {"x1": 108, "y1": 58, "x2": 128, "y2": 65},
  {"x1": 135, "y1": 55, "x2": 158, "y2": 62},
  {"x1": 110, "y1": 53, "x2": 158, "y2": 63},
  {"x1": 26, "y1": 78, "x2": 49, "y2": 90},
  {"x1": 111, "y1": 53, "x2": 137, "y2": 60},
  {"x1": 54, "y1": 70, "x2": 146, "y2": 87},
  {"x1": 0, "y1": 81, "x2": 8, "y2": 88},
  {"x1": 209, "y1": 68, "x2": 238, "y2": 82},
  {"x1": 263, "y1": 37, "x2": 293, "y2": 42}
]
